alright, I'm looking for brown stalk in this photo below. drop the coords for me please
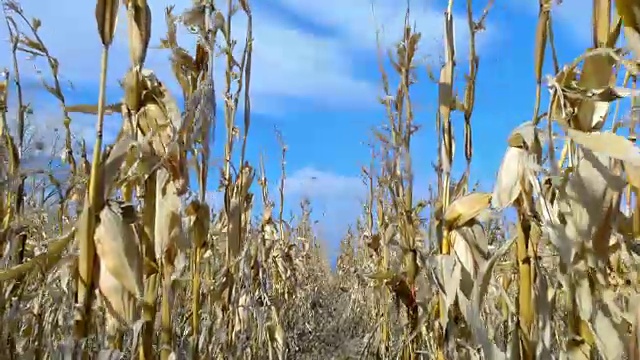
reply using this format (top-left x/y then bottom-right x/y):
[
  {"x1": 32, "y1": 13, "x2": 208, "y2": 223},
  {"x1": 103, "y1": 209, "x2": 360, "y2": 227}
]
[
  {"x1": 139, "y1": 173, "x2": 157, "y2": 360},
  {"x1": 515, "y1": 196, "x2": 535, "y2": 359},
  {"x1": 0, "y1": 11, "x2": 25, "y2": 275},
  {"x1": 74, "y1": 0, "x2": 118, "y2": 347},
  {"x1": 532, "y1": 0, "x2": 550, "y2": 127},
  {"x1": 217, "y1": 0, "x2": 254, "y2": 352},
  {"x1": 372, "y1": 5, "x2": 424, "y2": 358},
  {"x1": 436, "y1": 1, "x2": 456, "y2": 358},
  {"x1": 276, "y1": 128, "x2": 286, "y2": 244},
  {"x1": 5, "y1": 17, "x2": 23, "y2": 208},
  {"x1": 191, "y1": 4, "x2": 217, "y2": 357}
]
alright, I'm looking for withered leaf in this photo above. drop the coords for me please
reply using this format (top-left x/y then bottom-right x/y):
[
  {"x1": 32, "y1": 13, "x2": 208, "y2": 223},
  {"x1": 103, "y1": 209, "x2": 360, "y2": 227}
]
[{"x1": 567, "y1": 128, "x2": 640, "y2": 166}]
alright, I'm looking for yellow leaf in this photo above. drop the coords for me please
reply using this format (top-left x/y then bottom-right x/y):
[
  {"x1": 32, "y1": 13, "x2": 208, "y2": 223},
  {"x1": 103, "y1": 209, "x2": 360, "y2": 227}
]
[
  {"x1": 444, "y1": 192, "x2": 492, "y2": 229},
  {"x1": 567, "y1": 128, "x2": 640, "y2": 165}
]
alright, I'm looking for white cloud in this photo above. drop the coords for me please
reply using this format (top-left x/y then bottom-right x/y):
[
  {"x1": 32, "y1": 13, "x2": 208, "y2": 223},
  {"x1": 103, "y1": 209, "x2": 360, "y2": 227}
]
[
  {"x1": 0, "y1": 1, "x2": 491, "y2": 249},
  {"x1": 0, "y1": 78, "x2": 122, "y2": 169},
  {"x1": 0, "y1": 0, "x2": 374, "y2": 113},
  {"x1": 0, "y1": 0, "x2": 497, "y2": 120},
  {"x1": 285, "y1": 166, "x2": 366, "y2": 201},
  {"x1": 0, "y1": 0, "x2": 500, "y2": 176},
  {"x1": 274, "y1": 0, "x2": 494, "y2": 59}
]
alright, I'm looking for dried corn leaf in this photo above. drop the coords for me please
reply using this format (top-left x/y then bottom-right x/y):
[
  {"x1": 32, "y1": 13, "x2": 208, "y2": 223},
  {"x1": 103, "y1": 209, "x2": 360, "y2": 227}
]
[
  {"x1": 609, "y1": 12, "x2": 623, "y2": 48},
  {"x1": 443, "y1": 256, "x2": 461, "y2": 327},
  {"x1": 590, "y1": 308, "x2": 626, "y2": 360},
  {"x1": 365, "y1": 270, "x2": 395, "y2": 281},
  {"x1": 567, "y1": 128, "x2": 640, "y2": 166},
  {"x1": 234, "y1": 293, "x2": 250, "y2": 334},
  {"x1": 226, "y1": 165, "x2": 255, "y2": 258},
  {"x1": 451, "y1": 230, "x2": 476, "y2": 304},
  {"x1": 463, "y1": 236, "x2": 515, "y2": 360},
  {"x1": 101, "y1": 135, "x2": 136, "y2": 199},
  {"x1": 630, "y1": 297, "x2": 640, "y2": 359},
  {"x1": 573, "y1": 53, "x2": 615, "y2": 131},
  {"x1": 0, "y1": 229, "x2": 76, "y2": 282},
  {"x1": 65, "y1": 103, "x2": 122, "y2": 115},
  {"x1": 122, "y1": 69, "x2": 189, "y2": 194},
  {"x1": 187, "y1": 200, "x2": 210, "y2": 249},
  {"x1": 470, "y1": 235, "x2": 514, "y2": 312},
  {"x1": 97, "y1": 349, "x2": 124, "y2": 360},
  {"x1": 615, "y1": 0, "x2": 640, "y2": 60},
  {"x1": 561, "y1": 148, "x2": 624, "y2": 261},
  {"x1": 551, "y1": 67, "x2": 579, "y2": 126},
  {"x1": 97, "y1": 260, "x2": 139, "y2": 327},
  {"x1": 535, "y1": 272, "x2": 555, "y2": 358},
  {"x1": 427, "y1": 254, "x2": 457, "y2": 327},
  {"x1": 268, "y1": 306, "x2": 285, "y2": 360},
  {"x1": 456, "y1": 220, "x2": 489, "y2": 271},
  {"x1": 575, "y1": 274, "x2": 593, "y2": 322},
  {"x1": 181, "y1": 5, "x2": 206, "y2": 30},
  {"x1": 94, "y1": 200, "x2": 143, "y2": 299}
]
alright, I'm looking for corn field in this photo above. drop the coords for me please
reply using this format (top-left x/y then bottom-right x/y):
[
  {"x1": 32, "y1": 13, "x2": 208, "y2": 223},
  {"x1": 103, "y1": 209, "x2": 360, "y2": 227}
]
[{"x1": 1, "y1": 0, "x2": 640, "y2": 359}]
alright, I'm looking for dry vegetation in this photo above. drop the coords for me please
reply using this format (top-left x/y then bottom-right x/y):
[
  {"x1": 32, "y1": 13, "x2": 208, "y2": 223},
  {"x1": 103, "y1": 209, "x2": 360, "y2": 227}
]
[{"x1": 2, "y1": 0, "x2": 640, "y2": 359}]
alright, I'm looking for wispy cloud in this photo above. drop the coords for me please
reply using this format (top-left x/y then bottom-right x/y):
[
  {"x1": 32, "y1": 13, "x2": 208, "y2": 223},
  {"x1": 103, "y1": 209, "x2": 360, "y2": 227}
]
[
  {"x1": 285, "y1": 167, "x2": 365, "y2": 201},
  {"x1": 1, "y1": 0, "x2": 497, "y2": 117},
  {"x1": 0, "y1": 0, "x2": 499, "y2": 165},
  {"x1": 273, "y1": 0, "x2": 494, "y2": 57},
  {"x1": 0, "y1": 0, "x2": 500, "y2": 258}
]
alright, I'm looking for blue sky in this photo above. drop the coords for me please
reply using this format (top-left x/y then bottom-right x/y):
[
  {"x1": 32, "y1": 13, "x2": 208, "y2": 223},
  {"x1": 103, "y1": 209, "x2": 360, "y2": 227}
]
[{"x1": 0, "y1": 0, "x2": 601, "y2": 259}]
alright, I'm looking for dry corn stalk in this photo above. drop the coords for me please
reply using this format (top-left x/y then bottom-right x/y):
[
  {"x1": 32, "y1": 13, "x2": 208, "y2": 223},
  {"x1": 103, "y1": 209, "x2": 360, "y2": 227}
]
[{"x1": 74, "y1": 0, "x2": 120, "y2": 342}]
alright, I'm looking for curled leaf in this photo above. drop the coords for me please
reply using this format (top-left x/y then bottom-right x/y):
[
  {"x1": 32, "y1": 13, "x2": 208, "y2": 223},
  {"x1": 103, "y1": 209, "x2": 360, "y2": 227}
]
[{"x1": 444, "y1": 192, "x2": 492, "y2": 229}]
